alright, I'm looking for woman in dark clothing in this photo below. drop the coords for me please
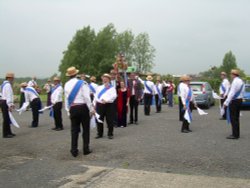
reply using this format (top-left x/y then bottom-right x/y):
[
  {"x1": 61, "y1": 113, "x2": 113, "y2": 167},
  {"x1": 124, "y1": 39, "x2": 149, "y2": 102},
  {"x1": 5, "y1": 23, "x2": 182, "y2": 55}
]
[{"x1": 117, "y1": 81, "x2": 130, "y2": 127}]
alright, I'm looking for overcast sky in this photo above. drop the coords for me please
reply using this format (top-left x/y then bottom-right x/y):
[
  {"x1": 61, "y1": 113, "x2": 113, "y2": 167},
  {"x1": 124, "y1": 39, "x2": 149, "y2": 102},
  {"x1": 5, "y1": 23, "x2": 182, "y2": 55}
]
[{"x1": 1, "y1": 0, "x2": 250, "y2": 78}]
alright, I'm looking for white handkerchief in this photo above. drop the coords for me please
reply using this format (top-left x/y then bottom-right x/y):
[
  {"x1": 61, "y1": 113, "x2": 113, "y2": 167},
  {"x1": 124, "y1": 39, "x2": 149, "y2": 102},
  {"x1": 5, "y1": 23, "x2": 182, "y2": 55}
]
[
  {"x1": 39, "y1": 105, "x2": 53, "y2": 112},
  {"x1": 184, "y1": 110, "x2": 191, "y2": 123},
  {"x1": 213, "y1": 92, "x2": 222, "y2": 100},
  {"x1": 16, "y1": 102, "x2": 30, "y2": 115},
  {"x1": 220, "y1": 107, "x2": 225, "y2": 116},
  {"x1": 90, "y1": 116, "x2": 96, "y2": 129},
  {"x1": 95, "y1": 113, "x2": 103, "y2": 123},
  {"x1": 197, "y1": 107, "x2": 208, "y2": 115},
  {"x1": 9, "y1": 112, "x2": 20, "y2": 128}
]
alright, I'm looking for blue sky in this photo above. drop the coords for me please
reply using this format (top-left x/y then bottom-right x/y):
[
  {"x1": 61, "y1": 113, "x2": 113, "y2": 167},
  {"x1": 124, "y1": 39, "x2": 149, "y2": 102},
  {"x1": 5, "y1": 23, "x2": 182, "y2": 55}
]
[{"x1": 1, "y1": 0, "x2": 250, "y2": 77}]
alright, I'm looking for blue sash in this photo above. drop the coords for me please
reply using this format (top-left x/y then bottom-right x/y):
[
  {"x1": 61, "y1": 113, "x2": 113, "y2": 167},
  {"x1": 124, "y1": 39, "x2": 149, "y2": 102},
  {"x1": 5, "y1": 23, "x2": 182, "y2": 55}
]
[
  {"x1": 49, "y1": 84, "x2": 61, "y2": 118},
  {"x1": 98, "y1": 84, "x2": 112, "y2": 99},
  {"x1": 1, "y1": 81, "x2": 9, "y2": 91},
  {"x1": 156, "y1": 85, "x2": 163, "y2": 105},
  {"x1": 25, "y1": 87, "x2": 39, "y2": 97},
  {"x1": 89, "y1": 83, "x2": 96, "y2": 94},
  {"x1": 51, "y1": 84, "x2": 61, "y2": 94},
  {"x1": 185, "y1": 88, "x2": 193, "y2": 122},
  {"x1": 144, "y1": 81, "x2": 153, "y2": 94},
  {"x1": 220, "y1": 83, "x2": 226, "y2": 93},
  {"x1": 68, "y1": 80, "x2": 83, "y2": 107},
  {"x1": 227, "y1": 83, "x2": 244, "y2": 124}
]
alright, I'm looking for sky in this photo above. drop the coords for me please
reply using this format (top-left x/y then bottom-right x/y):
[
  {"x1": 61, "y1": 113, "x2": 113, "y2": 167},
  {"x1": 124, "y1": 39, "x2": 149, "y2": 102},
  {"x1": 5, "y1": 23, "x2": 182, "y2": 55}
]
[{"x1": 1, "y1": 0, "x2": 250, "y2": 78}]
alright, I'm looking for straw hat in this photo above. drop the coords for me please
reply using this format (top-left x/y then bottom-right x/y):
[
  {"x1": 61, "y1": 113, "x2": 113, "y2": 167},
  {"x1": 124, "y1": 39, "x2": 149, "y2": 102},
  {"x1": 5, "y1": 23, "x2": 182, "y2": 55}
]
[
  {"x1": 231, "y1": 69, "x2": 240, "y2": 76},
  {"x1": 6, "y1": 72, "x2": 15, "y2": 78},
  {"x1": 53, "y1": 76, "x2": 60, "y2": 81},
  {"x1": 90, "y1": 76, "x2": 96, "y2": 82},
  {"x1": 156, "y1": 76, "x2": 161, "y2": 81},
  {"x1": 102, "y1": 73, "x2": 111, "y2": 80},
  {"x1": 181, "y1": 75, "x2": 191, "y2": 81},
  {"x1": 20, "y1": 82, "x2": 28, "y2": 87},
  {"x1": 66, "y1": 66, "x2": 79, "y2": 76},
  {"x1": 220, "y1": 72, "x2": 227, "y2": 76},
  {"x1": 146, "y1": 75, "x2": 153, "y2": 81}
]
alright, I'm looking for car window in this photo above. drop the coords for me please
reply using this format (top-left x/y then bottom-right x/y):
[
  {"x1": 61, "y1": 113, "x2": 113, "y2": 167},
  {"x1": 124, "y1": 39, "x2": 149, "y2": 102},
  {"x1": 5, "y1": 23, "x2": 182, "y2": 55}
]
[
  {"x1": 190, "y1": 84, "x2": 202, "y2": 91},
  {"x1": 245, "y1": 85, "x2": 250, "y2": 92},
  {"x1": 206, "y1": 84, "x2": 212, "y2": 91}
]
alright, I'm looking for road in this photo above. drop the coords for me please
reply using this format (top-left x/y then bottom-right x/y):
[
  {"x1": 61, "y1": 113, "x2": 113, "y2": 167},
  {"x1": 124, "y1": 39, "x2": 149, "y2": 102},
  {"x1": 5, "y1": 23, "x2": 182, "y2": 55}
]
[{"x1": 0, "y1": 104, "x2": 250, "y2": 187}]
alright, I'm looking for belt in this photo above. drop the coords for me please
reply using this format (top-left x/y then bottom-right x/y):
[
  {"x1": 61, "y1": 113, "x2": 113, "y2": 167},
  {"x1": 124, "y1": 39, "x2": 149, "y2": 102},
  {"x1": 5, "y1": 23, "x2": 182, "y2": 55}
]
[{"x1": 71, "y1": 103, "x2": 86, "y2": 107}]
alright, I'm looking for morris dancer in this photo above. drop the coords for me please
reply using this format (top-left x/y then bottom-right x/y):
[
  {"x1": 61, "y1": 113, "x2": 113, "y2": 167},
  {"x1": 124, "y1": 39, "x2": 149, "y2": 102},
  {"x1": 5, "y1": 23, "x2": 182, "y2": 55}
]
[
  {"x1": 223, "y1": 69, "x2": 244, "y2": 139},
  {"x1": 64, "y1": 67, "x2": 94, "y2": 157},
  {"x1": 154, "y1": 76, "x2": 163, "y2": 113},
  {"x1": 0, "y1": 73, "x2": 16, "y2": 138},
  {"x1": 51, "y1": 77, "x2": 63, "y2": 131},
  {"x1": 219, "y1": 72, "x2": 230, "y2": 120},
  {"x1": 94, "y1": 74, "x2": 117, "y2": 139}
]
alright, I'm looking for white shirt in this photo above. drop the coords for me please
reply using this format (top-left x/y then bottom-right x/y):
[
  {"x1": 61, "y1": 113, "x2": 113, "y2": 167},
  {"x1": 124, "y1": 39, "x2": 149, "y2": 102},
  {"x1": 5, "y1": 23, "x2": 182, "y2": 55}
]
[
  {"x1": 94, "y1": 84, "x2": 117, "y2": 104},
  {"x1": 64, "y1": 78, "x2": 93, "y2": 112},
  {"x1": 51, "y1": 84, "x2": 63, "y2": 104},
  {"x1": 89, "y1": 82, "x2": 98, "y2": 94},
  {"x1": 138, "y1": 78, "x2": 155, "y2": 95},
  {"x1": 111, "y1": 79, "x2": 116, "y2": 87},
  {"x1": 177, "y1": 82, "x2": 184, "y2": 97},
  {"x1": 224, "y1": 77, "x2": 244, "y2": 106},
  {"x1": 24, "y1": 86, "x2": 39, "y2": 103},
  {"x1": 219, "y1": 78, "x2": 230, "y2": 97},
  {"x1": 1, "y1": 81, "x2": 14, "y2": 107},
  {"x1": 154, "y1": 83, "x2": 163, "y2": 96},
  {"x1": 180, "y1": 83, "x2": 195, "y2": 106},
  {"x1": 28, "y1": 80, "x2": 37, "y2": 87}
]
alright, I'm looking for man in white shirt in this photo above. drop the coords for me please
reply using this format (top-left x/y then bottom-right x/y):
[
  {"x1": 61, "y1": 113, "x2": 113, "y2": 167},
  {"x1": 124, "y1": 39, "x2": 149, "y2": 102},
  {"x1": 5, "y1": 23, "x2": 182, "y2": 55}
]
[
  {"x1": 223, "y1": 69, "x2": 244, "y2": 139},
  {"x1": 23, "y1": 83, "x2": 42, "y2": 128},
  {"x1": 28, "y1": 76, "x2": 38, "y2": 88},
  {"x1": 177, "y1": 78, "x2": 184, "y2": 121},
  {"x1": 94, "y1": 74, "x2": 117, "y2": 139},
  {"x1": 64, "y1": 67, "x2": 94, "y2": 157},
  {"x1": 0, "y1": 73, "x2": 16, "y2": 138},
  {"x1": 138, "y1": 75, "x2": 155, "y2": 116},
  {"x1": 154, "y1": 76, "x2": 163, "y2": 113},
  {"x1": 51, "y1": 77, "x2": 63, "y2": 131},
  {"x1": 89, "y1": 76, "x2": 98, "y2": 101},
  {"x1": 179, "y1": 75, "x2": 197, "y2": 133},
  {"x1": 219, "y1": 72, "x2": 231, "y2": 120}
]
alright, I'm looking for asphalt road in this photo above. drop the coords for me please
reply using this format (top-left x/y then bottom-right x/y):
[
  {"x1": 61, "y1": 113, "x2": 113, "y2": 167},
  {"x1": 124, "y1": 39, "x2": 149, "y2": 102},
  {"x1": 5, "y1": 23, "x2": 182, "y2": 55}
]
[{"x1": 0, "y1": 104, "x2": 250, "y2": 187}]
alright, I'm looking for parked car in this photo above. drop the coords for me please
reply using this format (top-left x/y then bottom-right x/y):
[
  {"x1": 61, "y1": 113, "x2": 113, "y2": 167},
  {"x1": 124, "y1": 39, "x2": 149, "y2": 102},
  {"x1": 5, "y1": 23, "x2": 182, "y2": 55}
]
[
  {"x1": 190, "y1": 81, "x2": 215, "y2": 109},
  {"x1": 242, "y1": 84, "x2": 250, "y2": 107}
]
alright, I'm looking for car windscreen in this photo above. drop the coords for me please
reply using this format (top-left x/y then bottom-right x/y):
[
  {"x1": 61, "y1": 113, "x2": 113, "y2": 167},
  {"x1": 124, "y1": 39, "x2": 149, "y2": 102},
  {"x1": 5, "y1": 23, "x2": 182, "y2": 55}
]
[
  {"x1": 245, "y1": 85, "x2": 250, "y2": 92},
  {"x1": 190, "y1": 84, "x2": 202, "y2": 92}
]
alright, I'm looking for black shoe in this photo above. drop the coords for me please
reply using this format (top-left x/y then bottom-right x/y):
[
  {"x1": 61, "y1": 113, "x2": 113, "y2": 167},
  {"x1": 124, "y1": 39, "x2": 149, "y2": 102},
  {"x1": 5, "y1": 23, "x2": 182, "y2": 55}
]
[
  {"x1": 56, "y1": 128, "x2": 63, "y2": 131},
  {"x1": 181, "y1": 130, "x2": 189, "y2": 133},
  {"x1": 108, "y1": 135, "x2": 114, "y2": 139},
  {"x1": 187, "y1": 129, "x2": 192, "y2": 132},
  {"x1": 29, "y1": 126, "x2": 37, "y2": 128},
  {"x1": 226, "y1": 135, "x2": 238, "y2": 139},
  {"x1": 219, "y1": 117, "x2": 226, "y2": 120},
  {"x1": 3, "y1": 134, "x2": 13, "y2": 138},
  {"x1": 52, "y1": 127, "x2": 57, "y2": 130},
  {"x1": 10, "y1": 133, "x2": 16, "y2": 136},
  {"x1": 84, "y1": 149, "x2": 92, "y2": 155},
  {"x1": 128, "y1": 122, "x2": 133, "y2": 125},
  {"x1": 95, "y1": 135, "x2": 103, "y2": 139},
  {"x1": 70, "y1": 150, "x2": 79, "y2": 157}
]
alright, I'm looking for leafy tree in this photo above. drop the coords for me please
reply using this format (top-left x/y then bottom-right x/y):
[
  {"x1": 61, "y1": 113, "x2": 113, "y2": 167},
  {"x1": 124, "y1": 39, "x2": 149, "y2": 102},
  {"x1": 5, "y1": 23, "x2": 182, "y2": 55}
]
[
  {"x1": 221, "y1": 51, "x2": 237, "y2": 75},
  {"x1": 133, "y1": 33, "x2": 155, "y2": 73}
]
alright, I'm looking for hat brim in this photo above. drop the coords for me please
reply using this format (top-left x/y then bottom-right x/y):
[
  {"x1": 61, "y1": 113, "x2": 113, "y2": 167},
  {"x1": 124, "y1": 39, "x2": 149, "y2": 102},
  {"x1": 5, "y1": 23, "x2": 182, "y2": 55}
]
[{"x1": 66, "y1": 69, "x2": 79, "y2": 77}]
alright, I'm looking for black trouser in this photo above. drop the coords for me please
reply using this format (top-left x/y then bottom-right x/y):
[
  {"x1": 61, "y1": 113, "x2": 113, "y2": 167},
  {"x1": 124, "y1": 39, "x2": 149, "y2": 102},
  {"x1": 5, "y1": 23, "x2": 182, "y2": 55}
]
[
  {"x1": 70, "y1": 104, "x2": 90, "y2": 153},
  {"x1": 0, "y1": 100, "x2": 13, "y2": 137},
  {"x1": 229, "y1": 99, "x2": 242, "y2": 138},
  {"x1": 178, "y1": 97, "x2": 183, "y2": 121},
  {"x1": 30, "y1": 98, "x2": 41, "y2": 127},
  {"x1": 144, "y1": 93, "x2": 153, "y2": 115},
  {"x1": 53, "y1": 102, "x2": 63, "y2": 129},
  {"x1": 96, "y1": 103, "x2": 114, "y2": 137},
  {"x1": 19, "y1": 92, "x2": 25, "y2": 108},
  {"x1": 155, "y1": 95, "x2": 162, "y2": 112},
  {"x1": 129, "y1": 95, "x2": 139, "y2": 123},
  {"x1": 220, "y1": 97, "x2": 227, "y2": 119},
  {"x1": 180, "y1": 102, "x2": 193, "y2": 131}
]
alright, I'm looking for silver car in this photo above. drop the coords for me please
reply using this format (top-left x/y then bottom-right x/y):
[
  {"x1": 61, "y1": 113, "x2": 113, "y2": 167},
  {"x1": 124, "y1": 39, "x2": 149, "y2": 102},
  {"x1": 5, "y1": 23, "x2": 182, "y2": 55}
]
[{"x1": 190, "y1": 81, "x2": 215, "y2": 109}]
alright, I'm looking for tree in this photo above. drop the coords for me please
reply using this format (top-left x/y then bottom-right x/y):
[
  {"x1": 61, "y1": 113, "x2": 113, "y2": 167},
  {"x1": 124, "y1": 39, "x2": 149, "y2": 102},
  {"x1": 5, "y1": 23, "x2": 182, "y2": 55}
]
[
  {"x1": 133, "y1": 33, "x2": 155, "y2": 73},
  {"x1": 221, "y1": 51, "x2": 237, "y2": 75},
  {"x1": 116, "y1": 30, "x2": 134, "y2": 66}
]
